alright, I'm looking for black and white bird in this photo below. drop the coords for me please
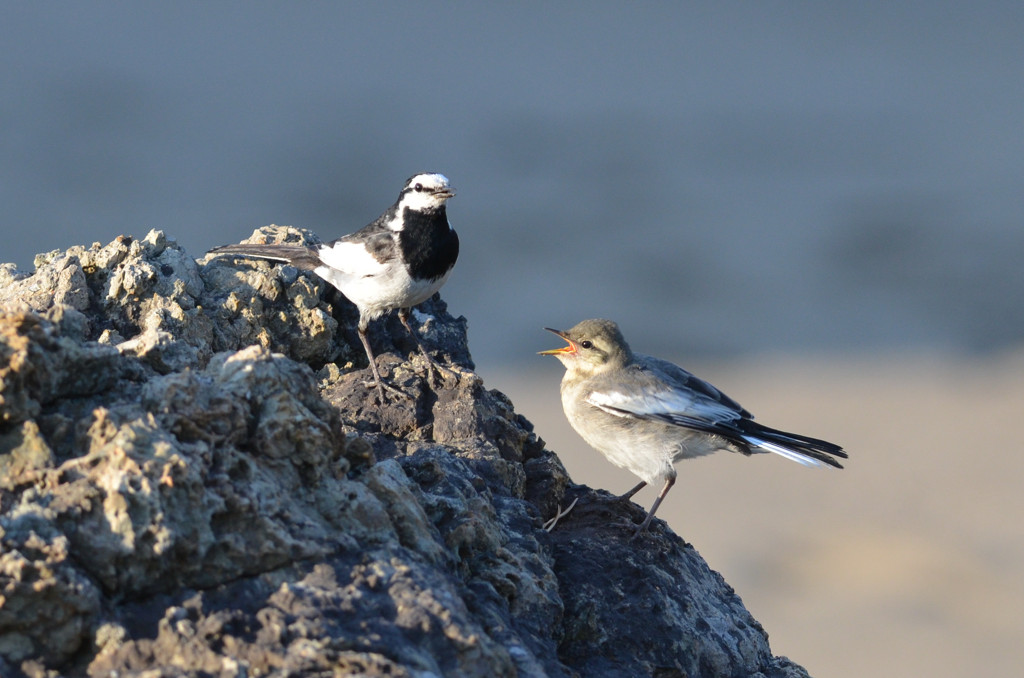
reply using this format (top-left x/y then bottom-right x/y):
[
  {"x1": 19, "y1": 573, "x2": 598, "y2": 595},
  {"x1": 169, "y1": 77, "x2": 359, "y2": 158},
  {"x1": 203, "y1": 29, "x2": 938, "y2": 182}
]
[
  {"x1": 540, "y1": 318, "x2": 846, "y2": 538},
  {"x1": 209, "y1": 172, "x2": 459, "y2": 400}
]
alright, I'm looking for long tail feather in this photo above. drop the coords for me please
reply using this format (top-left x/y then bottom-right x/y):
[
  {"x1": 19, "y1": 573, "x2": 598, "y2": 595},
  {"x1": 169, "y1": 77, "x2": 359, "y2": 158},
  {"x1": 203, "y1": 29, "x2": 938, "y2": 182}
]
[
  {"x1": 207, "y1": 244, "x2": 322, "y2": 271},
  {"x1": 740, "y1": 421, "x2": 846, "y2": 469}
]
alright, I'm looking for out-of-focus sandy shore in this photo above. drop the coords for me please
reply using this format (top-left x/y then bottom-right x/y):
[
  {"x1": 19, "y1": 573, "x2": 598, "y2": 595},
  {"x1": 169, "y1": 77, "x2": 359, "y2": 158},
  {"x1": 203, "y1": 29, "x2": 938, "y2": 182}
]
[{"x1": 482, "y1": 351, "x2": 1024, "y2": 678}]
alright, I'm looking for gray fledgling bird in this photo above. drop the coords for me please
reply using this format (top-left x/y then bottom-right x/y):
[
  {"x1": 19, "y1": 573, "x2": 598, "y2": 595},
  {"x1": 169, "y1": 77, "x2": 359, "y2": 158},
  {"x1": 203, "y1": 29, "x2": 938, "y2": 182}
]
[
  {"x1": 540, "y1": 318, "x2": 846, "y2": 538},
  {"x1": 209, "y1": 173, "x2": 458, "y2": 400}
]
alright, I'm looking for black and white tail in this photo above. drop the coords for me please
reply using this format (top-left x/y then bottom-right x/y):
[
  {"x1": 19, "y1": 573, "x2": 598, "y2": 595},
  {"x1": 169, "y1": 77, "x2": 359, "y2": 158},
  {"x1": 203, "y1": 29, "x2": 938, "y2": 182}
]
[
  {"x1": 207, "y1": 244, "x2": 323, "y2": 271},
  {"x1": 739, "y1": 421, "x2": 847, "y2": 468}
]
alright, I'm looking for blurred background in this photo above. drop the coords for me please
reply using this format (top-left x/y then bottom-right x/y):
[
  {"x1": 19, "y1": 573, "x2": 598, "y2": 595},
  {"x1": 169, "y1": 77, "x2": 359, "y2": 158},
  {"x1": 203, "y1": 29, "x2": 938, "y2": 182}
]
[{"x1": 3, "y1": 3, "x2": 1022, "y2": 675}]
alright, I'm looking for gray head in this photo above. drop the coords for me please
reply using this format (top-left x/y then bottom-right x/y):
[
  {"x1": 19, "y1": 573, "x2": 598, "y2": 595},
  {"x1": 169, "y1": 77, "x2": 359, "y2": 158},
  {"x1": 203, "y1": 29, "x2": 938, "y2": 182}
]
[
  {"x1": 397, "y1": 173, "x2": 455, "y2": 213},
  {"x1": 539, "y1": 318, "x2": 633, "y2": 377}
]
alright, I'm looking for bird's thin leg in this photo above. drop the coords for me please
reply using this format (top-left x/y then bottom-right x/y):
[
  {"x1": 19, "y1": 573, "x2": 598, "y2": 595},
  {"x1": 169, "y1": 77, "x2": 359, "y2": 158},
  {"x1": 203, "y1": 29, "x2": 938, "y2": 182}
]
[
  {"x1": 357, "y1": 325, "x2": 403, "y2": 401},
  {"x1": 616, "y1": 481, "x2": 647, "y2": 503},
  {"x1": 398, "y1": 307, "x2": 448, "y2": 383},
  {"x1": 631, "y1": 475, "x2": 676, "y2": 540}
]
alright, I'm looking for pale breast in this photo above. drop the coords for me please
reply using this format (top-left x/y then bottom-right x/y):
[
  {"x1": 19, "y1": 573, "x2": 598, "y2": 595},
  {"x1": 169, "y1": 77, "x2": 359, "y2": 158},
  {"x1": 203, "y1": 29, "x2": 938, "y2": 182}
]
[{"x1": 560, "y1": 378, "x2": 730, "y2": 485}]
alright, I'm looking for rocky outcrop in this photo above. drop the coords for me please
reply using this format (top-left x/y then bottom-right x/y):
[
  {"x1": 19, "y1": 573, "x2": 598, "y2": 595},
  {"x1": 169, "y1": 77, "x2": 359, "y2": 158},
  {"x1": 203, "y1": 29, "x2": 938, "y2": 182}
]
[{"x1": 0, "y1": 227, "x2": 809, "y2": 677}]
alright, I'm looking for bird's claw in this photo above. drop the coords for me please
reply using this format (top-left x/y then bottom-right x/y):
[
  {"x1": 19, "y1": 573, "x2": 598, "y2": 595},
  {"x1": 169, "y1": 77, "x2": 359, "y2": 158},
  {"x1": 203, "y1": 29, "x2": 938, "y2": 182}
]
[
  {"x1": 416, "y1": 351, "x2": 464, "y2": 388},
  {"x1": 363, "y1": 378, "x2": 408, "y2": 403},
  {"x1": 626, "y1": 515, "x2": 657, "y2": 541},
  {"x1": 428, "y1": 361, "x2": 461, "y2": 386}
]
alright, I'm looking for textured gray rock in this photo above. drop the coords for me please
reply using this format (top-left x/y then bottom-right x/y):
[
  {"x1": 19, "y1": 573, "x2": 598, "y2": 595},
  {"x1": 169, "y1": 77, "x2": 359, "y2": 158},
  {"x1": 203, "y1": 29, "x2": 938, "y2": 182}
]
[{"x1": 0, "y1": 227, "x2": 811, "y2": 677}]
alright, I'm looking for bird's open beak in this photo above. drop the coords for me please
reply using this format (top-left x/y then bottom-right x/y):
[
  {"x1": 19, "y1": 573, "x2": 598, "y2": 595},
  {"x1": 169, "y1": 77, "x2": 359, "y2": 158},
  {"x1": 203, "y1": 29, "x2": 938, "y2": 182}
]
[
  {"x1": 435, "y1": 186, "x2": 456, "y2": 199},
  {"x1": 538, "y1": 328, "x2": 577, "y2": 356}
]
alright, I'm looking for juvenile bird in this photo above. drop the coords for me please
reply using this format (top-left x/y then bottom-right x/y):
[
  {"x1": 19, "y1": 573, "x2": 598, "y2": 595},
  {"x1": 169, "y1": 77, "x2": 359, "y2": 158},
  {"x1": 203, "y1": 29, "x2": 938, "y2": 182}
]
[
  {"x1": 540, "y1": 318, "x2": 846, "y2": 538},
  {"x1": 209, "y1": 173, "x2": 458, "y2": 400}
]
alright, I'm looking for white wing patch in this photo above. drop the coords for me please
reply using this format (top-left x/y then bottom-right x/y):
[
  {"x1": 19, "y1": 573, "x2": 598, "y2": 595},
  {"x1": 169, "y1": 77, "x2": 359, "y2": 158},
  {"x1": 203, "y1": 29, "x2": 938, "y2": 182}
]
[
  {"x1": 586, "y1": 391, "x2": 639, "y2": 418},
  {"x1": 587, "y1": 387, "x2": 739, "y2": 423},
  {"x1": 316, "y1": 240, "x2": 388, "y2": 278}
]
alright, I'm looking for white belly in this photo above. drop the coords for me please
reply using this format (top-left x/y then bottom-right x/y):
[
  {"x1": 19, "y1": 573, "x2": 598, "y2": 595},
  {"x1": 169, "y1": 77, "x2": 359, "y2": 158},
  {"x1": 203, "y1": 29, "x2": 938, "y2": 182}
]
[{"x1": 315, "y1": 261, "x2": 451, "y2": 321}]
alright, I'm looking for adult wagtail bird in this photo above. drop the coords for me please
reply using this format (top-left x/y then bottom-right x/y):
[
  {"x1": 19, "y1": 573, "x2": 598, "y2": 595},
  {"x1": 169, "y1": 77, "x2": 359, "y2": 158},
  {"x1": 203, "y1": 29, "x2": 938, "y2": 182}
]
[
  {"x1": 209, "y1": 173, "x2": 458, "y2": 400},
  {"x1": 540, "y1": 318, "x2": 846, "y2": 538}
]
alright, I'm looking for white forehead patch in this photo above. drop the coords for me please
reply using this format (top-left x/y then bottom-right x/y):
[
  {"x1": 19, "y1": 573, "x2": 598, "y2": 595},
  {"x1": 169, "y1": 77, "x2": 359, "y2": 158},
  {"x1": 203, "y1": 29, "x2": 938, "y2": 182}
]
[
  {"x1": 407, "y1": 173, "x2": 450, "y2": 189},
  {"x1": 398, "y1": 173, "x2": 454, "y2": 213}
]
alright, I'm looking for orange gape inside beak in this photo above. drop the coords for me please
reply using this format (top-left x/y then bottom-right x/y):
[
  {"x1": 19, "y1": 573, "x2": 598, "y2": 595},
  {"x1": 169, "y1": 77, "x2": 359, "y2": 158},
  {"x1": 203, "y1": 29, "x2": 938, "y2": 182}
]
[
  {"x1": 539, "y1": 343, "x2": 575, "y2": 356},
  {"x1": 538, "y1": 328, "x2": 577, "y2": 356}
]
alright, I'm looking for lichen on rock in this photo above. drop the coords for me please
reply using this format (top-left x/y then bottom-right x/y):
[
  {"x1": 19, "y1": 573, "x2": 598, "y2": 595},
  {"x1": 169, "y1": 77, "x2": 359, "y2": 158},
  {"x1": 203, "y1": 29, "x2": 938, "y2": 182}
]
[{"x1": 1, "y1": 228, "x2": 811, "y2": 677}]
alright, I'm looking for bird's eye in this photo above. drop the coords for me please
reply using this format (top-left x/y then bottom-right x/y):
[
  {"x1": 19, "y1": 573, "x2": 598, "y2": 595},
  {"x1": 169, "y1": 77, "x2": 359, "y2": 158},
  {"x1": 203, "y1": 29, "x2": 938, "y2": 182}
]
[
  {"x1": 580, "y1": 340, "x2": 593, "y2": 349},
  {"x1": 414, "y1": 183, "x2": 424, "y2": 192}
]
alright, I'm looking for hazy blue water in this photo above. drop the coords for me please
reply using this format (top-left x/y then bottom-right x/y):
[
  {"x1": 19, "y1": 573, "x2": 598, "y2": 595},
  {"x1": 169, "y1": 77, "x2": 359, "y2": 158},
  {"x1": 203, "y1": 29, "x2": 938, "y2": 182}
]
[{"x1": 3, "y1": 2, "x2": 1023, "y2": 366}]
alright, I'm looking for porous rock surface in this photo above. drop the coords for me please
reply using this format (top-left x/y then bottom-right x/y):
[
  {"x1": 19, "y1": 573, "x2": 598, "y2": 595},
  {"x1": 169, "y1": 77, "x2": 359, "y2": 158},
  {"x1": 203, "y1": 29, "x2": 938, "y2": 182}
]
[{"x1": 0, "y1": 227, "x2": 810, "y2": 677}]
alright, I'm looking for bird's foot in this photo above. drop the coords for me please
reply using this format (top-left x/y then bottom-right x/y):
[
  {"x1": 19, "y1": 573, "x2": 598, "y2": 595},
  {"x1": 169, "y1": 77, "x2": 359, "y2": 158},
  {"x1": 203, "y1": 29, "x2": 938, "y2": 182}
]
[
  {"x1": 417, "y1": 352, "x2": 464, "y2": 388},
  {"x1": 398, "y1": 310, "x2": 457, "y2": 388},
  {"x1": 362, "y1": 376, "x2": 409, "y2": 403},
  {"x1": 627, "y1": 524, "x2": 649, "y2": 542},
  {"x1": 420, "y1": 354, "x2": 441, "y2": 385},
  {"x1": 626, "y1": 513, "x2": 657, "y2": 541}
]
